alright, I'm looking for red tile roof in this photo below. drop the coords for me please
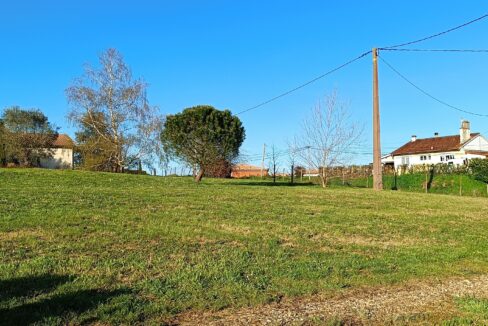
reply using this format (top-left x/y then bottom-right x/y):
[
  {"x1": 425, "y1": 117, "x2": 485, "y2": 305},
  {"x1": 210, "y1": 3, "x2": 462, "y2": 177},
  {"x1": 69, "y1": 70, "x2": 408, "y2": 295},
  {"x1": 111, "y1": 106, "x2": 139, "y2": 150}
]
[
  {"x1": 53, "y1": 134, "x2": 74, "y2": 148},
  {"x1": 391, "y1": 134, "x2": 479, "y2": 156},
  {"x1": 232, "y1": 164, "x2": 263, "y2": 171}
]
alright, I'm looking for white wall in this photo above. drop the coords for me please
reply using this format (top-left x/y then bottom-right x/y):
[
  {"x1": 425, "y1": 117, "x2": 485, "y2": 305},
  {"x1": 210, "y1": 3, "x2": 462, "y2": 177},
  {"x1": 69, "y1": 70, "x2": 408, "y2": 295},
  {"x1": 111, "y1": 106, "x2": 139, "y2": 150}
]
[
  {"x1": 39, "y1": 148, "x2": 73, "y2": 169},
  {"x1": 394, "y1": 151, "x2": 461, "y2": 169},
  {"x1": 393, "y1": 151, "x2": 486, "y2": 169},
  {"x1": 464, "y1": 135, "x2": 488, "y2": 151}
]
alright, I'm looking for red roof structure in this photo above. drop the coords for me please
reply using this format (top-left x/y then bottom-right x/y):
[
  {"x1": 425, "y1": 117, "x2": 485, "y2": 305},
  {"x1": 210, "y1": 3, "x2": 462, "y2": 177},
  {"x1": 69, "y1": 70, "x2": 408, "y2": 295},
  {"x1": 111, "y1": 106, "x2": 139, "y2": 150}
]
[
  {"x1": 391, "y1": 134, "x2": 479, "y2": 156},
  {"x1": 52, "y1": 134, "x2": 74, "y2": 148},
  {"x1": 231, "y1": 164, "x2": 268, "y2": 178}
]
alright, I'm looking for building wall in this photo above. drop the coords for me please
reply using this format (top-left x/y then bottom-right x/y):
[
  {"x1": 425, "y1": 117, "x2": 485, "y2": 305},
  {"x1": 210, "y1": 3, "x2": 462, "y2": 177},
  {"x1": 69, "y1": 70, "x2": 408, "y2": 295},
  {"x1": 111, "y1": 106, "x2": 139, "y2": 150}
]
[
  {"x1": 231, "y1": 170, "x2": 268, "y2": 178},
  {"x1": 464, "y1": 135, "x2": 488, "y2": 151},
  {"x1": 39, "y1": 148, "x2": 73, "y2": 169},
  {"x1": 393, "y1": 151, "x2": 485, "y2": 169}
]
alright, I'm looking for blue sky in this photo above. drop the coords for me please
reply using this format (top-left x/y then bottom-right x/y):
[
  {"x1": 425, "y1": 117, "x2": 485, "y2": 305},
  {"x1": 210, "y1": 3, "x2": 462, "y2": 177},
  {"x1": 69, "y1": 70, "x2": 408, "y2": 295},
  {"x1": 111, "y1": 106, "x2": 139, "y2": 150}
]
[{"x1": 1, "y1": 1, "x2": 488, "y2": 167}]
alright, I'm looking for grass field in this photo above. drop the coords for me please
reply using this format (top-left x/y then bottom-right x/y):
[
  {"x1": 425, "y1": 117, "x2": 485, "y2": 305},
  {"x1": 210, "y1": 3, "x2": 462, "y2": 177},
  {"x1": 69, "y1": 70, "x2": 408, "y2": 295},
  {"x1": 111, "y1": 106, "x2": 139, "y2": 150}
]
[{"x1": 2, "y1": 169, "x2": 488, "y2": 324}]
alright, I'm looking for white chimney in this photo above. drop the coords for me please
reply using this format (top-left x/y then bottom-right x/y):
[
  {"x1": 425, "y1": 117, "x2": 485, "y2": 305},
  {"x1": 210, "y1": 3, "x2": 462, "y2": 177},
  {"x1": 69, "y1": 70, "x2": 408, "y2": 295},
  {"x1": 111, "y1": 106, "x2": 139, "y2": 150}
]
[
  {"x1": 411, "y1": 135, "x2": 417, "y2": 142},
  {"x1": 460, "y1": 120, "x2": 471, "y2": 143}
]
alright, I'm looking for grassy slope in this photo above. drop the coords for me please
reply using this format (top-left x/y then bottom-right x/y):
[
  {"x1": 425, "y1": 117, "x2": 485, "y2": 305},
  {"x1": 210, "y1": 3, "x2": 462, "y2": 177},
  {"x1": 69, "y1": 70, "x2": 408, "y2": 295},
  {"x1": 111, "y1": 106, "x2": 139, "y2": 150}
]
[
  {"x1": 328, "y1": 173, "x2": 488, "y2": 197},
  {"x1": 2, "y1": 169, "x2": 488, "y2": 324}
]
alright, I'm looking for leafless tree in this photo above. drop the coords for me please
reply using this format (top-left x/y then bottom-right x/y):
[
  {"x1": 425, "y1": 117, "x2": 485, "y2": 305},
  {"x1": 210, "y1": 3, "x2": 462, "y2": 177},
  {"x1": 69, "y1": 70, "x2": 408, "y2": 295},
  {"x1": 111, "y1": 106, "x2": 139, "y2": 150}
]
[
  {"x1": 269, "y1": 144, "x2": 279, "y2": 183},
  {"x1": 294, "y1": 91, "x2": 361, "y2": 188},
  {"x1": 287, "y1": 142, "x2": 299, "y2": 184},
  {"x1": 66, "y1": 48, "x2": 164, "y2": 172}
]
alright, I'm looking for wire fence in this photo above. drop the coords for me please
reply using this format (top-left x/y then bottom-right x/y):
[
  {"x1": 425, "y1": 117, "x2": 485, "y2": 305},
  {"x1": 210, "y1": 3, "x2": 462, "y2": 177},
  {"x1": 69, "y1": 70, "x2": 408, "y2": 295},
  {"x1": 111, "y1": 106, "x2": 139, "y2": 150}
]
[{"x1": 301, "y1": 164, "x2": 488, "y2": 197}]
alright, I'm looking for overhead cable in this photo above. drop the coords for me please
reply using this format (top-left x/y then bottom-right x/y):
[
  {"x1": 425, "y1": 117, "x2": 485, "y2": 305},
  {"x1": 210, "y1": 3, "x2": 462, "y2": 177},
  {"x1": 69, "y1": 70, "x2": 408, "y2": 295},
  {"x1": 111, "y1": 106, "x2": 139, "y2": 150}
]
[{"x1": 378, "y1": 54, "x2": 488, "y2": 117}]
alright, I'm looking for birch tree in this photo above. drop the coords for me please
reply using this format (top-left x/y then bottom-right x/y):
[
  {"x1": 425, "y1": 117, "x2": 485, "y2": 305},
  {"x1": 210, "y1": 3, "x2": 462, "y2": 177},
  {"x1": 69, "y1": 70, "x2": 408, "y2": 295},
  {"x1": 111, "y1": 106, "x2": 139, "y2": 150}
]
[{"x1": 66, "y1": 48, "x2": 164, "y2": 172}]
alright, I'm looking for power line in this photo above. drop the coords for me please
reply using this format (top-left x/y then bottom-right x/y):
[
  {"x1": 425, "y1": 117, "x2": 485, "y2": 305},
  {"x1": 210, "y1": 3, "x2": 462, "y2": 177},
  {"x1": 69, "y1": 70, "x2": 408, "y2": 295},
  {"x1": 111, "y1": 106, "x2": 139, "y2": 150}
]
[
  {"x1": 235, "y1": 51, "x2": 371, "y2": 115},
  {"x1": 242, "y1": 144, "x2": 379, "y2": 161},
  {"x1": 380, "y1": 48, "x2": 488, "y2": 53},
  {"x1": 378, "y1": 54, "x2": 488, "y2": 117},
  {"x1": 235, "y1": 13, "x2": 488, "y2": 116},
  {"x1": 381, "y1": 13, "x2": 488, "y2": 49}
]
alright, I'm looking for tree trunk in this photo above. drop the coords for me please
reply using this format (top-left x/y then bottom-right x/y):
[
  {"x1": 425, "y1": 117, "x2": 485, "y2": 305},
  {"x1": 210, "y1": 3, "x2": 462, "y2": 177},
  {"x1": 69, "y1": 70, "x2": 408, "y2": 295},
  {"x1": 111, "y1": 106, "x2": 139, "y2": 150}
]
[
  {"x1": 320, "y1": 175, "x2": 327, "y2": 188},
  {"x1": 195, "y1": 169, "x2": 204, "y2": 182}
]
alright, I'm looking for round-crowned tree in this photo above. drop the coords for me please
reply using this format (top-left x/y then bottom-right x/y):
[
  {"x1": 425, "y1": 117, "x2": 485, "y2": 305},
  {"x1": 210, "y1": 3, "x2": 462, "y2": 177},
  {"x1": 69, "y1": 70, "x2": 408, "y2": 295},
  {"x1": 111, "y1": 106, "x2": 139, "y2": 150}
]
[{"x1": 161, "y1": 105, "x2": 245, "y2": 182}]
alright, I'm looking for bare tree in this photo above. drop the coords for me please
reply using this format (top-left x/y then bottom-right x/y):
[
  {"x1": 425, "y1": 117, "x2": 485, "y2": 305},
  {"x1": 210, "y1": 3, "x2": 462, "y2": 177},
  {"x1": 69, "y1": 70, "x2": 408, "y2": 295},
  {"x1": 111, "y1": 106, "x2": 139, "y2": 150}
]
[
  {"x1": 269, "y1": 144, "x2": 279, "y2": 183},
  {"x1": 287, "y1": 142, "x2": 299, "y2": 184},
  {"x1": 66, "y1": 48, "x2": 164, "y2": 172},
  {"x1": 294, "y1": 91, "x2": 361, "y2": 188}
]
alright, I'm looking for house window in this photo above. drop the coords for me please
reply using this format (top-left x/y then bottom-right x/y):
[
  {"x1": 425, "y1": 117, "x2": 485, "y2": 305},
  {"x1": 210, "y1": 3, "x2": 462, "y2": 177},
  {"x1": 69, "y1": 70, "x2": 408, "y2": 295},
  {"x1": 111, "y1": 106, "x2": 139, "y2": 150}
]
[
  {"x1": 420, "y1": 155, "x2": 431, "y2": 161},
  {"x1": 446, "y1": 155, "x2": 455, "y2": 161},
  {"x1": 401, "y1": 156, "x2": 410, "y2": 165}
]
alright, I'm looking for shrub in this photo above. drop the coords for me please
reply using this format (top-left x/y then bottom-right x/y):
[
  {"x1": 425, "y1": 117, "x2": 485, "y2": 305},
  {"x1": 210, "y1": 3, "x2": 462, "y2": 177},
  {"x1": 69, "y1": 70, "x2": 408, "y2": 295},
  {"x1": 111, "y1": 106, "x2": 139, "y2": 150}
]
[{"x1": 470, "y1": 158, "x2": 488, "y2": 183}]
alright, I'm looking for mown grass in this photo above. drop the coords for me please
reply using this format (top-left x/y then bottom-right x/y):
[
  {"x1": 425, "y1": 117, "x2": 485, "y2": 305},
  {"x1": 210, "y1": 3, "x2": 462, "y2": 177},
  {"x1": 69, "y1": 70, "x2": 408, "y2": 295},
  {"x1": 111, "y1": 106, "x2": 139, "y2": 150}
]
[
  {"x1": 2, "y1": 168, "x2": 488, "y2": 324},
  {"x1": 443, "y1": 297, "x2": 488, "y2": 325}
]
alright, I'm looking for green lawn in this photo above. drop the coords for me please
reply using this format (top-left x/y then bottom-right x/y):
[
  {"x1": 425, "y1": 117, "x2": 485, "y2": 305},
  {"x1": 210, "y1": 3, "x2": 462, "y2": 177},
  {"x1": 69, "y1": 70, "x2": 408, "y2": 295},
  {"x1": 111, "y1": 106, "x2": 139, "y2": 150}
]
[{"x1": 2, "y1": 169, "x2": 488, "y2": 324}]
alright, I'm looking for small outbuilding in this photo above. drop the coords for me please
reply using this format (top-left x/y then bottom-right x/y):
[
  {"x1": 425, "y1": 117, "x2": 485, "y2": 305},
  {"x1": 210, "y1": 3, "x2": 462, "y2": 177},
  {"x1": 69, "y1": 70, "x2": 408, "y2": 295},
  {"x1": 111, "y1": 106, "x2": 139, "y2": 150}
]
[
  {"x1": 231, "y1": 163, "x2": 268, "y2": 178},
  {"x1": 39, "y1": 134, "x2": 74, "y2": 169}
]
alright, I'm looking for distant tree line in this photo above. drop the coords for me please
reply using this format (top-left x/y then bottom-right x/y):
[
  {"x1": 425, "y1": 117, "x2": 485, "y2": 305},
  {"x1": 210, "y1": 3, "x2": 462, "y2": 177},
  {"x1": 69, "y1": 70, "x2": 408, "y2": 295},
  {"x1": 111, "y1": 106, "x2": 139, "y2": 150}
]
[
  {"x1": 0, "y1": 107, "x2": 58, "y2": 167},
  {"x1": 1, "y1": 49, "x2": 246, "y2": 178}
]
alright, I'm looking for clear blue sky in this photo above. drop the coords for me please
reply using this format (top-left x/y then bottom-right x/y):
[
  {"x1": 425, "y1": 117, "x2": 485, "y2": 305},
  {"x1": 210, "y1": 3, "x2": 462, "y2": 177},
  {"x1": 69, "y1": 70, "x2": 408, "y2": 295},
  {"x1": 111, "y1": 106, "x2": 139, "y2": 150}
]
[{"x1": 1, "y1": 1, "x2": 487, "y2": 167}]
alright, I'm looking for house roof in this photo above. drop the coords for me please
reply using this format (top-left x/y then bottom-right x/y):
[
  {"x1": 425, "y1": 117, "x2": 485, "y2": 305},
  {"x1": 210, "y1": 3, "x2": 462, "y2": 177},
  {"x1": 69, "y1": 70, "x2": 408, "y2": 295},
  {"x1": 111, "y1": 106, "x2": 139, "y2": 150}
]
[
  {"x1": 465, "y1": 150, "x2": 488, "y2": 157},
  {"x1": 232, "y1": 163, "x2": 264, "y2": 171},
  {"x1": 53, "y1": 134, "x2": 74, "y2": 148},
  {"x1": 391, "y1": 133, "x2": 480, "y2": 156}
]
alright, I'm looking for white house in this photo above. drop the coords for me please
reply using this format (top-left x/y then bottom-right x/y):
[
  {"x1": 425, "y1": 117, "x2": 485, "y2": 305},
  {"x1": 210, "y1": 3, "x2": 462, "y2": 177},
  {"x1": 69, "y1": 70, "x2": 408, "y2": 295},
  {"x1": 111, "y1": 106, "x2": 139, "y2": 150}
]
[
  {"x1": 39, "y1": 134, "x2": 74, "y2": 169},
  {"x1": 383, "y1": 120, "x2": 488, "y2": 170}
]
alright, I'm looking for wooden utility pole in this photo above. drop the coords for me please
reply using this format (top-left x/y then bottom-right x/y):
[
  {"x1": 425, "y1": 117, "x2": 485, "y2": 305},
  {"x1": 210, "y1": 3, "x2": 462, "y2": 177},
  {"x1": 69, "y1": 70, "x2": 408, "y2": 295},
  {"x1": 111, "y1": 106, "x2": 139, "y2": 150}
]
[
  {"x1": 372, "y1": 48, "x2": 383, "y2": 191},
  {"x1": 291, "y1": 164, "x2": 294, "y2": 184},
  {"x1": 260, "y1": 143, "x2": 266, "y2": 179}
]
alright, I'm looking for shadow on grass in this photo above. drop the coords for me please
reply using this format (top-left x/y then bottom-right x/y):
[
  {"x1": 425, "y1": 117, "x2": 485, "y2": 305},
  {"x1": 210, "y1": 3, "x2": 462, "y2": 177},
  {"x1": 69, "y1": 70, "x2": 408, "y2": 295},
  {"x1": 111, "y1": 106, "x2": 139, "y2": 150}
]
[
  {"x1": 0, "y1": 274, "x2": 129, "y2": 325},
  {"x1": 0, "y1": 274, "x2": 72, "y2": 302}
]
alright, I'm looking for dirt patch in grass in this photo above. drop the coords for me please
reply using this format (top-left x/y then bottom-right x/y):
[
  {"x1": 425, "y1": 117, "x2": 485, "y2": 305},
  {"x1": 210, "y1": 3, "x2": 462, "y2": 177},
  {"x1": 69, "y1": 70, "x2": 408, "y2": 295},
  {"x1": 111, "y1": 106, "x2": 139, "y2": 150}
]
[
  {"x1": 0, "y1": 229, "x2": 50, "y2": 241},
  {"x1": 219, "y1": 224, "x2": 252, "y2": 236},
  {"x1": 331, "y1": 234, "x2": 429, "y2": 249},
  {"x1": 175, "y1": 275, "x2": 488, "y2": 325},
  {"x1": 309, "y1": 232, "x2": 431, "y2": 249}
]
